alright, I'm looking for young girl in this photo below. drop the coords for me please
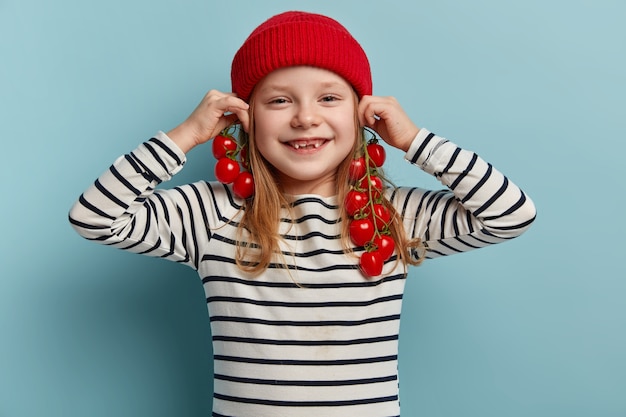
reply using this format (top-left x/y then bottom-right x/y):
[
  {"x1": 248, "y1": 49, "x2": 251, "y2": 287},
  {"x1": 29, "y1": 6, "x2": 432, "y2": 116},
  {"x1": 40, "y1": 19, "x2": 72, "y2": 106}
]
[{"x1": 69, "y1": 10, "x2": 536, "y2": 417}]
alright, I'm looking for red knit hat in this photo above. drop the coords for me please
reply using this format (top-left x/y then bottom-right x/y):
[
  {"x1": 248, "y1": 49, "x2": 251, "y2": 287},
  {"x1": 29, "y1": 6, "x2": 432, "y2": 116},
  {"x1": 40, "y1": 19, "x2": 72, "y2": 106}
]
[{"x1": 231, "y1": 11, "x2": 372, "y2": 101}]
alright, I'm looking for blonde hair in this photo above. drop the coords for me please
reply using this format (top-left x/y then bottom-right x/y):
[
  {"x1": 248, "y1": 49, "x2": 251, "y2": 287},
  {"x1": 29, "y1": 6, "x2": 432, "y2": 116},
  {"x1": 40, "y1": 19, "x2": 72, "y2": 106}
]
[{"x1": 234, "y1": 92, "x2": 422, "y2": 276}]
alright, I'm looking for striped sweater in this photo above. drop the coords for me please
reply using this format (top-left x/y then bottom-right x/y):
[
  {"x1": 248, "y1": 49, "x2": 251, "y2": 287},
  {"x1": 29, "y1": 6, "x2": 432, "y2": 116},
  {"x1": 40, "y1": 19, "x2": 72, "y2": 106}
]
[{"x1": 69, "y1": 128, "x2": 536, "y2": 417}]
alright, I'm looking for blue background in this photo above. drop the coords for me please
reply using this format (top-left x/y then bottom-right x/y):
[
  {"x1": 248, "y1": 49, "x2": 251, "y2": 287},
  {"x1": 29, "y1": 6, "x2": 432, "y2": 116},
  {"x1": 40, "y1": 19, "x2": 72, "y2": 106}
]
[{"x1": 1, "y1": 0, "x2": 625, "y2": 416}]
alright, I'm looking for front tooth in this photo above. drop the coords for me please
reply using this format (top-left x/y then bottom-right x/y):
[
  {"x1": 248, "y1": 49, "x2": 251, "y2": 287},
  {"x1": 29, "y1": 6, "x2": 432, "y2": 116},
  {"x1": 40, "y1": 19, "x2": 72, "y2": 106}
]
[{"x1": 294, "y1": 143, "x2": 300, "y2": 149}]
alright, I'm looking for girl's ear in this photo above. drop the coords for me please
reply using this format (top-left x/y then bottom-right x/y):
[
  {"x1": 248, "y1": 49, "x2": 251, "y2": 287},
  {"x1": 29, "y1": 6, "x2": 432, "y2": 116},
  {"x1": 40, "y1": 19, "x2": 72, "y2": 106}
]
[
  {"x1": 241, "y1": 97, "x2": 254, "y2": 134},
  {"x1": 237, "y1": 109, "x2": 251, "y2": 134}
]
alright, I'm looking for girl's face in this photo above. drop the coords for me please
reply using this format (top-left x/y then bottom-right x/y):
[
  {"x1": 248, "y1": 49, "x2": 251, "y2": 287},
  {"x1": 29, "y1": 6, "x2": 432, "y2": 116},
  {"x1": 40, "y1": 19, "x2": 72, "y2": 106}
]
[{"x1": 252, "y1": 66, "x2": 358, "y2": 197}]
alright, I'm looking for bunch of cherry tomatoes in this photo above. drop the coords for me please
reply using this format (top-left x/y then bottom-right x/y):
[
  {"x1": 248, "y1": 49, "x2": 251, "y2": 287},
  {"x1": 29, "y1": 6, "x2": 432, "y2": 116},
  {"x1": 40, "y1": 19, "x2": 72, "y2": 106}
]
[
  {"x1": 346, "y1": 137, "x2": 395, "y2": 278},
  {"x1": 212, "y1": 128, "x2": 255, "y2": 199}
]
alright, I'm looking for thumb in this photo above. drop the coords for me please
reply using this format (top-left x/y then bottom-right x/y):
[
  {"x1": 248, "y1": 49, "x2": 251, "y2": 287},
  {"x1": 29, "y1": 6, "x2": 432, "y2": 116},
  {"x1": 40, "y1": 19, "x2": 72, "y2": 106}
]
[{"x1": 213, "y1": 114, "x2": 242, "y2": 138}]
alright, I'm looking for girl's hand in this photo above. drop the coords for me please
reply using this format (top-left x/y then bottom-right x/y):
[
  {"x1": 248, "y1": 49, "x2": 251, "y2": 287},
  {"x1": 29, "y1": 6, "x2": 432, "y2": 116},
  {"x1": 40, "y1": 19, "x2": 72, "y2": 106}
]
[
  {"x1": 358, "y1": 95, "x2": 420, "y2": 153},
  {"x1": 167, "y1": 90, "x2": 250, "y2": 153}
]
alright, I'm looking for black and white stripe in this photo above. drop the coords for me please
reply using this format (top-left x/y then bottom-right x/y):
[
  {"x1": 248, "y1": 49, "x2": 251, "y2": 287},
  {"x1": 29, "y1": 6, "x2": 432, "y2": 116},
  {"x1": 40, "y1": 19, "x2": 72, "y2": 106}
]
[{"x1": 69, "y1": 129, "x2": 536, "y2": 416}]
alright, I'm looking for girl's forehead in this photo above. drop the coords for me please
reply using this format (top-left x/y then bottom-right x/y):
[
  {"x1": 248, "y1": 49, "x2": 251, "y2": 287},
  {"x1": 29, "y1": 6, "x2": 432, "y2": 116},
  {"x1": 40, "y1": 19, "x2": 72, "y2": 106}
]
[{"x1": 255, "y1": 66, "x2": 353, "y2": 93}]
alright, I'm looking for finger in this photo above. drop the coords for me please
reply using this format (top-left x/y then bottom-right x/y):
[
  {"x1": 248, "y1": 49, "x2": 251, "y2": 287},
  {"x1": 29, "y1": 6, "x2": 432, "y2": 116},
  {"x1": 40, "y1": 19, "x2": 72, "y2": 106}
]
[
  {"x1": 209, "y1": 115, "x2": 236, "y2": 140},
  {"x1": 224, "y1": 94, "x2": 249, "y2": 108},
  {"x1": 362, "y1": 106, "x2": 382, "y2": 128},
  {"x1": 222, "y1": 100, "x2": 250, "y2": 130},
  {"x1": 204, "y1": 97, "x2": 246, "y2": 132},
  {"x1": 360, "y1": 96, "x2": 390, "y2": 127},
  {"x1": 214, "y1": 105, "x2": 250, "y2": 135},
  {"x1": 358, "y1": 99, "x2": 378, "y2": 127}
]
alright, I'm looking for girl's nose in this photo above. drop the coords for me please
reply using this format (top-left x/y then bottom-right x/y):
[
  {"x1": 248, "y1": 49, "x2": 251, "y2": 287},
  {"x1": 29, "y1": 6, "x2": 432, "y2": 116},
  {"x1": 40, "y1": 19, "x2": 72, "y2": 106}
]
[{"x1": 291, "y1": 103, "x2": 321, "y2": 129}]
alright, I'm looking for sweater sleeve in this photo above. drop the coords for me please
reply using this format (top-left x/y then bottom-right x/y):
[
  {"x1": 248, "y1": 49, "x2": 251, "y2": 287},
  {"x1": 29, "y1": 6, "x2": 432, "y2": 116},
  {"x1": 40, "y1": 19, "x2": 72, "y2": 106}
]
[
  {"x1": 391, "y1": 128, "x2": 536, "y2": 260},
  {"x1": 68, "y1": 132, "x2": 208, "y2": 269}
]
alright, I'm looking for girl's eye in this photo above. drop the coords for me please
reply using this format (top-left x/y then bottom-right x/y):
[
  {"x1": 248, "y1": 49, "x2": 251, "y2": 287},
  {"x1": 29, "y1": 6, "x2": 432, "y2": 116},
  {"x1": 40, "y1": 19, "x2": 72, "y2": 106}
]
[
  {"x1": 321, "y1": 95, "x2": 339, "y2": 102},
  {"x1": 270, "y1": 98, "x2": 288, "y2": 104}
]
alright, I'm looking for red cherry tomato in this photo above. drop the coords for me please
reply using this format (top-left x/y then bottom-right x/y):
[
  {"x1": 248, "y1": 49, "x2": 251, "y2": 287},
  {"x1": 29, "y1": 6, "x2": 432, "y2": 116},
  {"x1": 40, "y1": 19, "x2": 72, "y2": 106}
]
[
  {"x1": 212, "y1": 135, "x2": 238, "y2": 160},
  {"x1": 370, "y1": 204, "x2": 391, "y2": 229},
  {"x1": 214, "y1": 158, "x2": 240, "y2": 184},
  {"x1": 360, "y1": 251, "x2": 384, "y2": 277},
  {"x1": 373, "y1": 234, "x2": 395, "y2": 261},
  {"x1": 366, "y1": 143, "x2": 386, "y2": 168},
  {"x1": 233, "y1": 171, "x2": 255, "y2": 199},
  {"x1": 345, "y1": 190, "x2": 368, "y2": 216},
  {"x1": 349, "y1": 157, "x2": 367, "y2": 182},
  {"x1": 359, "y1": 175, "x2": 383, "y2": 199},
  {"x1": 349, "y1": 218, "x2": 375, "y2": 246}
]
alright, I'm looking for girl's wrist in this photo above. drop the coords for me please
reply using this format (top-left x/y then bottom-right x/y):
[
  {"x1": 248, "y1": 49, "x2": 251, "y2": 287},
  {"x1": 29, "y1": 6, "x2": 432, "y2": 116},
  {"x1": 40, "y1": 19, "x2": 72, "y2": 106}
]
[
  {"x1": 167, "y1": 122, "x2": 201, "y2": 154},
  {"x1": 397, "y1": 127, "x2": 421, "y2": 153}
]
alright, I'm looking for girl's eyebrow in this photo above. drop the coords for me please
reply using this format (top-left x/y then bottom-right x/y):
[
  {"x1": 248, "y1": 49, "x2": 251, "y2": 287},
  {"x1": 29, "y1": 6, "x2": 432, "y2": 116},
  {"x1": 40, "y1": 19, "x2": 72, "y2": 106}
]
[
  {"x1": 258, "y1": 84, "x2": 289, "y2": 94},
  {"x1": 318, "y1": 81, "x2": 349, "y2": 91}
]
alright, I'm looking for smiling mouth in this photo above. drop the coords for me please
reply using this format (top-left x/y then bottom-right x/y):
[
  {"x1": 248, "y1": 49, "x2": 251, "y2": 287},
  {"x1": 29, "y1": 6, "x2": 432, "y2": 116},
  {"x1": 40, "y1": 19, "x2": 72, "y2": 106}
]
[{"x1": 286, "y1": 138, "x2": 328, "y2": 150}]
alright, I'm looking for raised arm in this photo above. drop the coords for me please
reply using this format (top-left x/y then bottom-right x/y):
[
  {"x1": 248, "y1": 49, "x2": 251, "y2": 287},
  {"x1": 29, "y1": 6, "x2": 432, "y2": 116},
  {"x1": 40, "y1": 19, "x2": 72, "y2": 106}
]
[
  {"x1": 68, "y1": 90, "x2": 250, "y2": 268},
  {"x1": 395, "y1": 128, "x2": 536, "y2": 259},
  {"x1": 358, "y1": 95, "x2": 536, "y2": 260}
]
